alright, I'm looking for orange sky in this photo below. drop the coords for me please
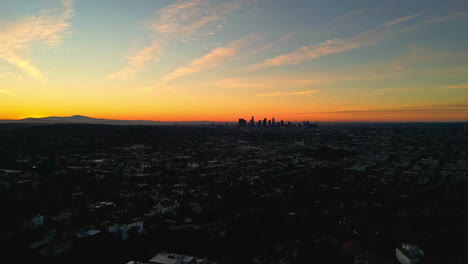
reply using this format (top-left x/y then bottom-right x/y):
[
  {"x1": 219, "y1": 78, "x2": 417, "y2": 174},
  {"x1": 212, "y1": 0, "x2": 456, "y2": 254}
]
[{"x1": 1, "y1": 0, "x2": 467, "y2": 122}]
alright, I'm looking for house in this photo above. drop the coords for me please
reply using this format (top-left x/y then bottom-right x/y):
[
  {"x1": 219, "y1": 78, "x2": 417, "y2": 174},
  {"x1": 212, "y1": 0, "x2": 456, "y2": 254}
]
[
  {"x1": 108, "y1": 219, "x2": 144, "y2": 240},
  {"x1": 149, "y1": 252, "x2": 198, "y2": 264},
  {"x1": 127, "y1": 251, "x2": 207, "y2": 264},
  {"x1": 24, "y1": 214, "x2": 45, "y2": 229},
  {"x1": 155, "y1": 199, "x2": 180, "y2": 214},
  {"x1": 396, "y1": 243, "x2": 424, "y2": 264},
  {"x1": 354, "y1": 251, "x2": 377, "y2": 264}
]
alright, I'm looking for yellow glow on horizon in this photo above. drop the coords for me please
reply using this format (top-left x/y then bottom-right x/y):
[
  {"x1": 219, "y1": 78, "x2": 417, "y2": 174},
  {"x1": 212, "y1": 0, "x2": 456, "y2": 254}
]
[{"x1": 1, "y1": 0, "x2": 467, "y2": 123}]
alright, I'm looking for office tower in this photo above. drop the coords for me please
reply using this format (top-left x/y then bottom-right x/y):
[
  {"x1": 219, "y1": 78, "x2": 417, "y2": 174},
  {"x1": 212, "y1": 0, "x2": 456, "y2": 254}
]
[
  {"x1": 272, "y1": 117, "x2": 275, "y2": 127},
  {"x1": 263, "y1": 118, "x2": 267, "y2": 127},
  {"x1": 250, "y1": 116, "x2": 255, "y2": 127},
  {"x1": 238, "y1": 118, "x2": 247, "y2": 128}
]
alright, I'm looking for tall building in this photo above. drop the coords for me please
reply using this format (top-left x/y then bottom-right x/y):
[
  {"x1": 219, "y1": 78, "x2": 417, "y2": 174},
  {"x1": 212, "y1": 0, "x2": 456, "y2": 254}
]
[
  {"x1": 238, "y1": 118, "x2": 247, "y2": 128},
  {"x1": 272, "y1": 117, "x2": 275, "y2": 127},
  {"x1": 249, "y1": 116, "x2": 255, "y2": 127},
  {"x1": 263, "y1": 118, "x2": 267, "y2": 127}
]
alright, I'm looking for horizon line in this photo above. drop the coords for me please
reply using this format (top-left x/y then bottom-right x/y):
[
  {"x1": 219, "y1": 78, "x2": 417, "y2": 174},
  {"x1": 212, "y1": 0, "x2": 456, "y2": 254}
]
[{"x1": 0, "y1": 115, "x2": 467, "y2": 124}]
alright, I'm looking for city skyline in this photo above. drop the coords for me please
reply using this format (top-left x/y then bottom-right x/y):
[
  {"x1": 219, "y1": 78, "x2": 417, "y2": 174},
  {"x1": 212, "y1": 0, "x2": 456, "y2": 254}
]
[{"x1": 1, "y1": 0, "x2": 468, "y2": 122}]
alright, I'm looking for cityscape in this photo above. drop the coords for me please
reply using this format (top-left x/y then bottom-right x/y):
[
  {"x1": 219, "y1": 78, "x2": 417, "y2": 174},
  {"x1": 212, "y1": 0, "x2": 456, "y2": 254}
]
[
  {"x1": 1, "y1": 0, "x2": 468, "y2": 263},
  {"x1": 0, "y1": 121, "x2": 467, "y2": 263},
  {"x1": 238, "y1": 117, "x2": 318, "y2": 129}
]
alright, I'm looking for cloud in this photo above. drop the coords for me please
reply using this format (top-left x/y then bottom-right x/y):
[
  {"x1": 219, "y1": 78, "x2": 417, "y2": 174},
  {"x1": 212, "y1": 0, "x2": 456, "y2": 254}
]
[
  {"x1": 441, "y1": 84, "x2": 468, "y2": 89},
  {"x1": 419, "y1": 12, "x2": 466, "y2": 25},
  {"x1": 0, "y1": 71, "x2": 22, "y2": 81},
  {"x1": 110, "y1": 0, "x2": 254, "y2": 81},
  {"x1": 250, "y1": 14, "x2": 421, "y2": 70},
  {"x1": 284, "y1": 103, "x2": 468, "y2": 121},
  {"x1": 149, "y1": 0, "x2": 251, "y2": 38},
  {"x1": 365, "y1": 86, "x2": 422, "y2": 95},
  {"x1": 300, "y1": 103, "x2": 468, "y2": 115},
  {"x1": 281, "y1": 32, "x2": 299, "y2": 41},
  {"x1": 0, "y1": 0, "x2": 74, "y2": 83},
  {"x1": 107, "y1": 41, "x2": 162, "y2": 80},
  {"x1": 346, "y1": 49, "x2": 468, "y2": 82},
  {"x1": 209, "y1": 77, "x2": 330, "y2": 90},
  {"x1": 257, "y1": 89, "x2": 319, "y2": 97},
  {"x1": 162, "y1": 34, "x2": 259, "y2": 83},
  {"x1": 384, "y1": 14, "x2": 421, "y2": 26},
  {"x1": 421, "y1": 64, "x2": 468, "y2": 77},
  {"x1": 206, "y1": 48, "x2": 468, "y2": 95},
  {"x1": 162, "y1": 47, "x2": 235, "y2": 83}
]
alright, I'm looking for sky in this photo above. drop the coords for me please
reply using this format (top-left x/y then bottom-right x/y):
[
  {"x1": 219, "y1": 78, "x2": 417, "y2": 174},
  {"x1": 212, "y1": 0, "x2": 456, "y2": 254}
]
[{"x1": 0, "y1": 0, "x2": 467, "y2": 122}]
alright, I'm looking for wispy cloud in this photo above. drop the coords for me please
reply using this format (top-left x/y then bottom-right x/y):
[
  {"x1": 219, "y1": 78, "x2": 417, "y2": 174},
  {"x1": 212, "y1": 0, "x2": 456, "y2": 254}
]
[
  {"x1": 162, "y1": 34, "x2": 259, "y2": 83},
  {"x1": 0, "y1": 0, "x2": 74, "y2": 83},
  {"x1": 300, "y1": 103, "x2": 468, "y2": 115},
  {"x1": 347, "y1": 48, "x2": 468, "y2": 81},
  {"x1": 419, "y1": 12, "x2": 466, "y2": 25},
  {"x1": 110, "y1": 0, "x2": 253, "y2": 81},
  {"x1": 149, "y1": 0, "x2": 250, "y2": 38},
  {"x1": 0, "y1": 71, "x2": 22, "y2": 81},
  {"x1": 421, "y1": 64, "x2": 468, "y2": 77},
  {"x1": 250, "y1": 14, "x2": 421, "y2": 70},
  {"x1": 209, "y1": 48, "x2": 468, "y2": 95},
  {"x1": 441, "y1": 84, "x2": 468, "y2": 89},
  {"x1": 384, "y1": 14, "x2": 421, "y2": 26},
  {"x1": 257, "y1": 89, "x2": 319, "y2": 97},
  {"x1": 162, "y1": 47, "x2": 235, "y2": 83},
  {"x1": 365, "y1": 86, "x2": 422, "y2": 95},
  {"x1": 286, "y1": 102, "x2": 468, "y2": 121},
  {"x1": 107, "y1": 41, "x2": 162, "y2": 80},
  {"x1": 208, "y1": 77, "x2": 330, "y2": 89}
]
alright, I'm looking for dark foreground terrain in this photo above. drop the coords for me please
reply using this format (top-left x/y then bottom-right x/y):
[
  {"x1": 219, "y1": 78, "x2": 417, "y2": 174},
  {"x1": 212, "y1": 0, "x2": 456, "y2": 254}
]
[{"x1": 0, "y1": 123, "x2": 467, "y2": 263}]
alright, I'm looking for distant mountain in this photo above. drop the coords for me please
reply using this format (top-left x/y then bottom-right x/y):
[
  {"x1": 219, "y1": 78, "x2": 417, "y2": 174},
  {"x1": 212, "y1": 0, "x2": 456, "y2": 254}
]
[{"x1": 0, "y1": 115, "x2": 226, "y2": 126}]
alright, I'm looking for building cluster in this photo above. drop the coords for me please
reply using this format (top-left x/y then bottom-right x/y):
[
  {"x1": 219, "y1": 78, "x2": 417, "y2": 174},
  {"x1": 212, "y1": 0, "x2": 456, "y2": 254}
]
[
  {"x1": 396, "y1": 243, "x2": 424, "y2": 264},
  {"x1": 128, "y1": 251, "x2": 209, "y2": 264},
  {"x1": 238, "y1": 116, "x2": 318, "y2": 129},
  {"x1": 0, "y1": 123, "x2": 466, "y2": 263}
]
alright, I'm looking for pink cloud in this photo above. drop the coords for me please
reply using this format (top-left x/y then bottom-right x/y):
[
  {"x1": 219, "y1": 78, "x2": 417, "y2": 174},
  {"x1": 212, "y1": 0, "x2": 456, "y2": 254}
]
[
  {"x1": 162, "y1": 34, "x2": 259, "y2": 83},
  {"x1": 0, "y1": 0, "x2": 74, "y2": 83},
  {"x1": 250, "y1": 14, "x2": 421, "y2": 70},
  {"x1": 108, "y1": 41, "x2": 162, "y2": 80},
  {"x1": 256, "y1": 89, "x2": 320, "y2": 97}
]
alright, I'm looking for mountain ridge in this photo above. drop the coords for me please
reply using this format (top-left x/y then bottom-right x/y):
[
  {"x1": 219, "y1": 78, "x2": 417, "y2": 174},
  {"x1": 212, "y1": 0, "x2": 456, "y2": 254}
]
[{"x1": 0, "y1": 115, "x2": 227, "y2": 126}]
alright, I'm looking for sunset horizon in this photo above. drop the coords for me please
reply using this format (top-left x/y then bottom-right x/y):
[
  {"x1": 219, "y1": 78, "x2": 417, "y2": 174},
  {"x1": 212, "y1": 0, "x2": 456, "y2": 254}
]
[
  {"x1": 2, "y1": 1, "x2": 468, "y2": 262},
  {"x1": 1, "y1": 0, "x2": 467, "y2": 122},
  {"x1": 2, "y1": 112, "x2": 468, "y2": 123}
]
